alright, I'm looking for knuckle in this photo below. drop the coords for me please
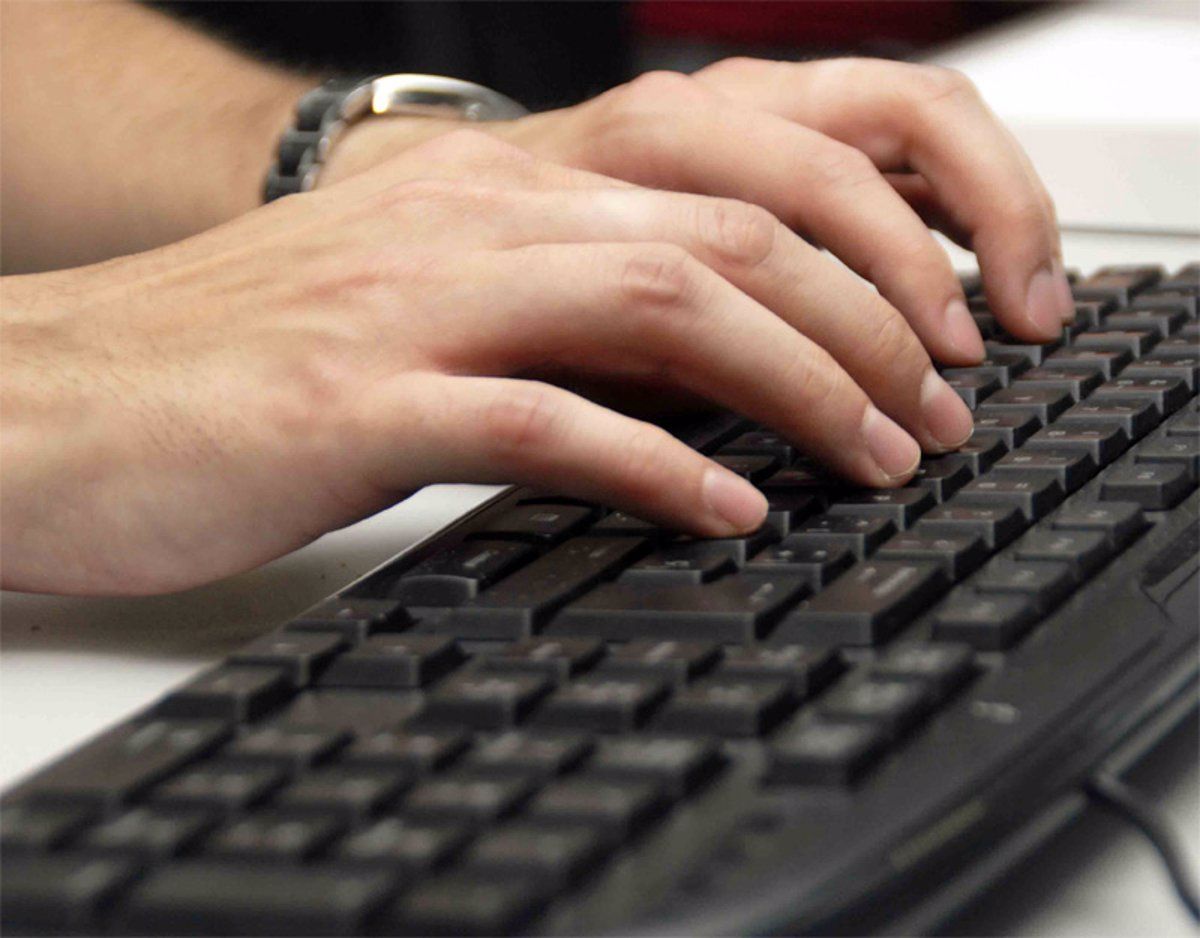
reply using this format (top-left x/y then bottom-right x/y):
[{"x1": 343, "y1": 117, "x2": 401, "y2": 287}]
[
  {"x1": 696, "y1": 198, "x2": 779, "y2": 269},
  {"x1": 866, "y1": 306, "x2": 926, "y2": 374},
  {"x1": 619, "y1": 244, "x2": 702, "y2": 312},
  {"x1": 782, "y1": 344, "x2": 843, "y2": 417},
  {"x1": 697, "y1": 55, "x2": 761, "y2": 81},
  {"x1": 912, "y1": 64, "x2": 978, "y2": 106},
  {"x1": 809, "y1": 143, "x2": 879, "y2": 192},
  {"x1": 626, "y1": 69, "x2": 704, "y2": 105},
  {"x1": 482, "y1": 383, "x2": 561, "y2": 456},
  {"x1": 371, "y1": 177, "x2": 466, "y2": 213},
  {"x1": 616, "y1": 423, "x2": 675, "y2": 499},
  {"x1": 999, "y1": 196, "x2": 1051, "y2": 237}
]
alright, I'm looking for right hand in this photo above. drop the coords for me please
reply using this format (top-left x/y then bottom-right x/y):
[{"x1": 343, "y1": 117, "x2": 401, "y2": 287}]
[{"x1": 1, "y1": 129, "x2": 971, "y2": 595}]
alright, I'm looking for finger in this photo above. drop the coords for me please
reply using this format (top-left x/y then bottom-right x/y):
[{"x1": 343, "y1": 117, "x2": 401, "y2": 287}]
[
  {"x1": 569, "y1": 73, "x2": 982, "y2": 366},
  {"x1": 357, "y1": 373, "x2": 768, "y2": 537},
  {"x1": 456, "y1": 187, "x2": 974, "y2": 453},
  {"x1": 694, "y1": 57, "x2": 1073, "y2": 340},
  {"x1": 884, "y1": 172, "x2": 974, "y2": 247},
  {"x1": 417, "y1": 242, "x2": 923, "y2": 486}
]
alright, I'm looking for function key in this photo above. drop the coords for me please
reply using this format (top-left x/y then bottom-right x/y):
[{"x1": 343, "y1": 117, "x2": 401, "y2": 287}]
[
  {"x1": 774, "y1": 560, "x2": 948, "y2": 647},
  {"x1": 228, "y1": 630, "x2": 346, "y2": 686},
  {"x1": 471, "y1": 503, "x2": 595, "y2": 545},
  {"x1": 481, "y1": 637, "x2": 605, "y2": 683},
  {"x1": 870, "y1": 642, "x2": 976, "y2": 700},
  {"x1": 388, "y1": 540, "x2": 536, "y2": 607},
  {"x1": 932, "y1": 591, "x2": 1041, "y2": 650},
  {"x1": 767, "y1": 720, "x2": 887, "y2": 786},
  {"x1": 718, "y1": 645, "x2": 842, "y2": 696},
  {"x1": 1051, "y1": 500, "x2": 1147, "y2": 548},
  {"x1": 597, "y1": 640, "x2": 721, "y2": 684},
  {"x1": 288, "y1": 597, "x2": 410, "y2": 640},
  {"x1": 318, "y1": 634, "x2": 464, "y2": 689},
  {"x1": 1101, "y1": 463, "x2": 1195, "y2": 509},
  {"x1": 589, "y1": 737, "x2": 723, "y2": 798}
]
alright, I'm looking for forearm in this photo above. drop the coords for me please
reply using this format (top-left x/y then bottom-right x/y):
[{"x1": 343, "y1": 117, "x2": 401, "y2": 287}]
[{"x1": 0, "y1": 0, "x2": 312, "y2": 272}]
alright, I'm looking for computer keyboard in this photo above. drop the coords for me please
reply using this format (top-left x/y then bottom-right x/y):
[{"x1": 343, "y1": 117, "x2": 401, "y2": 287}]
[{"x1": 2, "y1": 263, "x2": 1198, "y2": 936}]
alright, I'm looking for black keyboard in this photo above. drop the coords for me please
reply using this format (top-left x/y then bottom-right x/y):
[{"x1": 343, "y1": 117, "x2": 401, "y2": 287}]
[{"x1": 3, "y1": 263, "x2": 1198, "y2": 936}]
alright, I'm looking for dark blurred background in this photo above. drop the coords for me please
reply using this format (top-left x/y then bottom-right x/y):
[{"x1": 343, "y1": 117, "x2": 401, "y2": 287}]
[{"x1": 148, "y1": 1, "x2": 1049, "y2": 111}]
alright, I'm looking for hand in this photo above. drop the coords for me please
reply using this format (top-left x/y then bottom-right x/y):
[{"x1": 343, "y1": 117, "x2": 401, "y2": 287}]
[
  {"x1": 324, "y1": 57, "x2": 1074, "y2": 357},
  {"x1": 3, "y1": 130, "x2": 952, "y2": 595}
]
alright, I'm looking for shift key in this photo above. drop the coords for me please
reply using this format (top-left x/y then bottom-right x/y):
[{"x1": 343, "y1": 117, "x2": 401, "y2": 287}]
[{"x1": 773, "y1": 561, "x2": 948, "y2": 646}]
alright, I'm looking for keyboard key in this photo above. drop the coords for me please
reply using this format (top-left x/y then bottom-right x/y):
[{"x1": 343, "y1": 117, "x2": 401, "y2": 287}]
[
  {"x1": 916, "y1": 504, "x2": 1027, "y2": 550},
  {"x1": 421, "y1": 672, "x2": 553, "y2": 730},
  {"x1": 1012, "y1": 367, "x2": 1102, "y2": 401},
  {"x1": 122, "y1": 860, "x2": 396, "y2": 936},
  {"x1": 760, "y1": 464, "x2": 835, "y2": 491},
  {"x1": 774, "y1": 560, "x2": 948, "y2": 646},
  {"x1": 974, "y1": 560, "x2": 1076, "y2": 610},
  {"x1": 589, "y1": 737, "x2": 723, "y2": 798},
  {"x1": 816, "y1": 678, "x2": 932, "y2": 739},
  {"x1": 384, "y1": 874, "x2": 548, "y2": 937},
  {"x1": 481, "y1": 637, "x2": 606, "y2": 683},
  {"x1": 472, "y1": 503, "x2": 595, "y2": 544},
  {"x1": 932, "y1": 592, "x2": 1041, "y2": 650},
  {"x1": 341, "y1": 729, "x2": 469, "y2": 773},
  {"x1": 1051, "y1": 501, "x2": 1147, "y2": 548},
  {"x1": 1136, "y1": 437, "x2": 1200, "y2": 475},
  {"x1": 942, "y1": 372, "x2": 1001, "y2": 408},
  {"x1": 388, "y1": 540, "x2": 536, "y2": 606},
  {"x1": 223, "y1": 725, "x2": 350, "y2": 770},
  {"x1": 534, "y1": 676, "x2": 669, "y2": 733},
  {"x1": 524, "y1": 778, "x2": 667, "y2": 840},
  {"x1": 274, "y1": 766, "x2": 413, "y2": 817},
  {"x1": 1101, "y1": 462, "x2": 1195, "y2": 509},
  {"x1": 785, "y1": 514, "x2": 896, "y2": 559},
  {"x1": 1013, "y1": 529, "x2": 1112, "y2": 579},
  {"x1": 764, "y1": 491, "x2": 826, "y2": 534},
  {"x1": 15, "y1": 719, "x2": 230, "y2": 810},
  {"x1": 462, "y1": 731, "x2": 593, "y2": 780},
  {"x1": 288, "y1": 598, "x2": 410, "y2": 641},
  {"x1": 1123, "y1": 355, "x2": 1200, "y2": 391},
  {"x1": 621, "y1": 541, "x2": 739, "y2": 584},
  {"x1": 992, "y1": 448, "x2": 1096, "y2": 493},
  {"x1": 712, "y1": 453, "x2": 781, "y2": 483},
  {"x1": 1090, "y1": 377, "x2": 1190, "y2": 417},
  {"x1": 1070, "y1": 300, "x2": 1109, "y2": 331},
  {"x1": 870, "y1": 642, "x2": 975, "y2": 700},
  {"x1": 337, "y1": 817, "x2": 472, "y2": 873},
  {"x1": 1074, "y1": 265, "x2": 1162, "y2": 306},
  {"x1": 767, "y1": 720, "x2": 887, "y2": 786},
  {"x1": 908, "y1": 454, "x2": 974, "y2": 500},
  {"x1": 1150, "y1": 336, "x2": 1200, "y2": 360},
  {"x1": 1024, "y1": 425, "x2": 1129, "y2": 466},
  {"x1": 876, "y1": 532, "x2": 989, "y2": 580},
  {"x1": 318, "y1": 634, "x2": 464, "y2": 689},
  {"x1": 156, "y1": 666, "x2": 294, "y2": 723},
  {"x1": 1172, "y1": 411, "x2": 1200, "y2": 436},
  {"x1": 1074, "y1": 329, "x2": 1159, "y2": 359},
  {"x1": 404, "y1": 774, "x2": 537, "y2": 825},
  {"x1": 81, "y1": 806, "x2": 216, "y2": 858},
  {"x1": 204, "y1": 810, "x2": 346, "y2": 861},
  {"x1": 152, "y1": 764, "x2": 287, "y2": 812},
  {"x1": 971, "y1": 411, "x2": 1041, "y2": 448},
  {"x1": 597, "y1": 640, "x2": 721, "y2": 684},
  {"x1": 1133, "y1": 290, "x2": 1198, "y2": 318},
  {"x1": 550, "y1": 574, "x2": 808, "y2": 644},
  {"x1": 717, "y1": 645, "x2": 842, "y2": 696},
  {"x1": 1046, "y1": 347, "x2": 1131, "y2": 381},
  {"x1": 1, "y1": 854, "x2": 139, "y2": 934},
  {"x1": 955, "y1": 474, "x2": 1064, "y2": 521},
  {"x1": 954, "y1": 431, "x2": 1010, "y2": 474},
  {"x1": 0, "y1": 802, "x2": 96, "y2": 852},
  {"x1": 827, "y1": 488, "x2": 936, "y2": 529},
  {"x1": 656, "y1": 679, "x2": 796, "y2": 737},
  {"x1": 1105, "y1": 308, "x2": 1187, "y2": 338},
  {"x1": 442, "y1": 536, "x2": 650, "y2": 639},
  {"x1": 977, "y1": 387, "x2": 1073, "y2": 425},
  {"x1": 229, "y1": 631, "x2": 347, "y2": 687},
  {"x1": 463, "y1": 823, "x2": 607, "y2": 886},
  {"x1": 1058, "y1": 400, "x2": 1160, "y2": 440},
  {"x1": 985, "y1": 339, "x2": 1055, "y2": 367},
  {"x1": 744, "y1": 542, "x2": 855, "y2": 588},
  {"x1": 589, "y1": 510, "x2": 662, "y2": 536},
  {"x1": 720, "y1": 430, "x2": 796, "y2": 461}
]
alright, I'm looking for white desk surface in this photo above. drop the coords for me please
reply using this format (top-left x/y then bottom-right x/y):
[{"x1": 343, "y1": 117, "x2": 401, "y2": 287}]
[{"x1": 3, "y1": 4, "x2": 1199, "y2": 935}]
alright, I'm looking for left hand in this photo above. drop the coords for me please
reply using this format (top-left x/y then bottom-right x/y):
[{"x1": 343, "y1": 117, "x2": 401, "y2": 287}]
[{"x1": 320, "y1": 57, "x2": 1074, "y2": 363}]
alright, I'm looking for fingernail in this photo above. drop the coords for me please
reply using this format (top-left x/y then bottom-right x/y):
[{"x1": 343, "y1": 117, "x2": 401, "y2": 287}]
[
  {"x1": 920, "y1": 368, "x2": 974, "y2": 450},
  {"x1": 1052, "y1": 258, "x2": 1076, "y2": 322},
  {"x1": 944, "y1": 297, "x2": 985, "y2": 361},
  {"x1": 861, "y1": 405, "x2": 921, "y2": 480},
  {"x1": 702, "y1": 467, "x2": 768, "y2": 532},
  {"x1": 1025, "y1": 265, "x2": 1066, "y2": 337}
]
